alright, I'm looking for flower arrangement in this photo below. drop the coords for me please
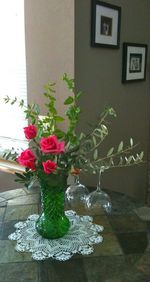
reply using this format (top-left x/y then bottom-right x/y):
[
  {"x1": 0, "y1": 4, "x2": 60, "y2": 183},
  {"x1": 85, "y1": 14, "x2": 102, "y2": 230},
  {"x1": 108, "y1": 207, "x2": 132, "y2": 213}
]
[{"x1": 4, "y1": 73, "x2": 144, "y2": 189}]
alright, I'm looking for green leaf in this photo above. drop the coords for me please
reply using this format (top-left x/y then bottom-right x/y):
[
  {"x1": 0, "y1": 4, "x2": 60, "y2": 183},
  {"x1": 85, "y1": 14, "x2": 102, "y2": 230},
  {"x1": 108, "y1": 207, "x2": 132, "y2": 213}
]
[
  {"x1": 46, "y1": 103, "x2": 57, "y2": 115},
  {"x1": 55, "y1": 116, "x2": 65, "y2": 122},
  {"x1": 108, "y1": 107, "x2": 117, "y2": 117},
  {"x1": 62, "y1": 73, "x2": 74, "y2": 91},
  {"x1": 54, "y1": 128, "x2": 65, "y2": 139},
  {"x1": 19, "y1": 99, "x2": 24, "y2": 107},
  {"x1": 101, "y1": 124, "x2": 108, "y2": 134},
  {"x1": 117, "y1": 141, "x2": 123, "y2": 152},
  {"x1": 84, "y1": 139, "x2": 93, "y2": 149},
  {"x1": 93, "y1": 128, "x2": 102, "y2": 138},
  {"x1": 64, "y1": 96, "x2": 74, "y2": 105},
  {"x1": 3, "y1": 95, "x2": 10, "y2": 103},
  {"x1": 93, "y1": 149, "x2": 98, "y2": 160},
  {"x1": 109, "y1": 157, "x2": 114, "y2": 166},
  {"x1": 33, "y1": 104, "x2": 40, "y2": 114},
  {"x1": 15, "y1": 172, "x2": 26, "y2": 180},
  {"x1": 79, "y1": 132, "x2": 85, "y2": 140},
  {"x1": 136, "y1": 154, "x2": 140, "y2": 161},
  {"x1": 94, "y1": 128, "x2": 102, "y2": 133},
  {"x1": 125, "y1": 157, "x2": 129, "y2": 163},
  {"x1": 130, "y1": 138, "x2": 133, "y2": 147},
  {"x1": 75, "y1": 106, "x2": 81, "y2": 114},
  {"x1": 118, "y1": 156, "x2": 123, "y2": 165},
  {"x1": 89, "y1": 163, "x2": 94, "y2": 169},
  {"x1": 10, "y1": 97, "x2": 17, "y2": 105},
  {"x1": 125, "y1": 156, "x2": 133, "y2": 164},
  {"x1": 92, "y1": 136, "x2": 97, "y2": 146},
  {"x1": 107, "y1": 147, "x2": 114, "y2": 156},
  {"x1": 76, "y1": 91, "x2": 83, "y2": 100},
  {"x1": 140, "y1": 151, "x2": 144, "y2": 159},
  {"x1": 44, "y1": 92, "x2": 56, "y2": 99}
]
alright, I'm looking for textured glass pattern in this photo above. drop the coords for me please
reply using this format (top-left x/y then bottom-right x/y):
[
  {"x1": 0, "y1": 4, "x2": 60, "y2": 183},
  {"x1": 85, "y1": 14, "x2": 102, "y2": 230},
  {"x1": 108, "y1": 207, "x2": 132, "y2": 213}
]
[{"x1": 36, "y1": 173, "x2": 70, "y2": 239}]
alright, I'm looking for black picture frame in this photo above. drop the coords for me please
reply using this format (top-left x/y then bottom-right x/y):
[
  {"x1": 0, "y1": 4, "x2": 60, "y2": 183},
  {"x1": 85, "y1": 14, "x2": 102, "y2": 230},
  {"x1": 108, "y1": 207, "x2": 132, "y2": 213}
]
[
  {"x1": 91, "y1": 0, "x2": 121, "y2": 48},
  {"x1": 122, "y1": 43, "x2": 148, "y2": 83}
]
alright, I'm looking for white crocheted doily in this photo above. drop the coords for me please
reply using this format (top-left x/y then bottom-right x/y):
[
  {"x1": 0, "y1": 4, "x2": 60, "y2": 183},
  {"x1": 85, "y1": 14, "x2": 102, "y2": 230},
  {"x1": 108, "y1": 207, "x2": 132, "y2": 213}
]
[{"x1": 8, "y1": 210, "x2": 104, "y2": 261}]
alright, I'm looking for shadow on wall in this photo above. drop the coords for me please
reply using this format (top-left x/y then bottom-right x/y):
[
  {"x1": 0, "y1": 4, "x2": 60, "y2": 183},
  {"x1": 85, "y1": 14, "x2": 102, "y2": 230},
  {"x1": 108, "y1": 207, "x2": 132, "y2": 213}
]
[{"x1": 0, "y1": 172, "x2": 23, "y2": 192}]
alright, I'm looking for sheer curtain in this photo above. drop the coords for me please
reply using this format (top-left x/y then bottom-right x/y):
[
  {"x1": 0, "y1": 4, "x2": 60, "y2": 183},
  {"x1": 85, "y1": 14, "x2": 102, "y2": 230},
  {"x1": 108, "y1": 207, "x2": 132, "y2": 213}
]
[{"x1": 0, "y1": 0, "x2": 27, "y2": 143}]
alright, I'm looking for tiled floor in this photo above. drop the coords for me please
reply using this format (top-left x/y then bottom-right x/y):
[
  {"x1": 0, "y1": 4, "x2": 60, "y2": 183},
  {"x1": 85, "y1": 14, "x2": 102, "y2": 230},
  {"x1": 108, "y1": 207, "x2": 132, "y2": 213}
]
[{"x1": 0, "y1": 187, "x2": 150, "y2": 281}]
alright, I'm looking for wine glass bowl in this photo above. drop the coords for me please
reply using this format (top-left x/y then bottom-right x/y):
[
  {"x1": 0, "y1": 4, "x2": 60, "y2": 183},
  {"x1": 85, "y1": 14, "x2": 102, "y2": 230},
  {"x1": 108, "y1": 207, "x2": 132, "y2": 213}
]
[
  {"x1": 85, "y1": 189, "x2": 112, "y2": 213},
  {"x1": 85, "y1": 168, "x2": 112, "y2": 214},
  {"x1": 65, "y1": 175, "x2": 89, "y2": 209}
]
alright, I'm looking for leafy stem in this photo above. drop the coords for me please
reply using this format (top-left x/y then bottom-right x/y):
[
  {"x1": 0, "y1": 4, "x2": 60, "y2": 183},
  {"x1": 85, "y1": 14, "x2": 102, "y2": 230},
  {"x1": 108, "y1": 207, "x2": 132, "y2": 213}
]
[{"x1": 94, "y1": 143, "x2": 139, "y2": 163}]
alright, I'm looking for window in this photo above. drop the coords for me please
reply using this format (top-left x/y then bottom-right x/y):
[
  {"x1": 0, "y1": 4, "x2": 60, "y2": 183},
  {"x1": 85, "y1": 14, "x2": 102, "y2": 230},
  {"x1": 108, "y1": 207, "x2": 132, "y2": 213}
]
[{"x1": 0, "y1": 0, "x2": 27, "y2": 147}]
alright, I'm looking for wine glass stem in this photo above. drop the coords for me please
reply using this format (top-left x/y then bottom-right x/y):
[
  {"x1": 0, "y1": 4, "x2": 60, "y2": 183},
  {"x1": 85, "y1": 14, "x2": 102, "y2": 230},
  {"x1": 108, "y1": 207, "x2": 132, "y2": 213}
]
[
  {"x1": 75, "y1": 175, "x2": 80, "y2": 185},
  {"x1": 97, "y1": 170, "x2": 102, "y2": 192}
]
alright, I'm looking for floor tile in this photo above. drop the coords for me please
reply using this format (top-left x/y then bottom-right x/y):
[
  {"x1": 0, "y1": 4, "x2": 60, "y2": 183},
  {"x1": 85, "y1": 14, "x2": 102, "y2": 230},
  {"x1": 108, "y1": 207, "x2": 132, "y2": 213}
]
[
  {"x1": 136, "y1": 253, "x2": 150, "y2": 277},
  {"x1": 145, "y1": 232, "x2": 150, "y2": 253},
  {"x1": 0, "y1": 262, "x2": 38, "y2": 282},
  {"x1": 0, "y1": 201, "x2": 7, "y2": 207},
  {"x1": 134, "y1": 206, "x2": 150, "y2": 221},
  {"x1": 39, "y1": 258, "x2": 87, "y2": 282},
  {"x1": 83, "y1": 256, "x2": 150, "y2": 282},
  {"x1": 0, "y1": 196, "x2": 6, "y2": 203},
  {"x1": 2, "y1": 220, "x2": 18, "y2": 239},
  {"x1": 0, "y1": 240, "x2": 32, "y2": 263},
  {"x1": 117, "y1": 232, "x2": 148, "y2": 254},
  {"x1": 83, "y1": 256, "x2": 125, "y2": 281},
  {"x1": 109, "y1": 214, "x2": 147, "y2": 233},
  {"x1": 0, "y1": 207, "x2": 5, "y2": 222},
  {"x1": 5, "y1": 204, "x2": 38, "y2": 221},
  {"x1": 146, "y1": 221, "x2": 150, "y2": 232},
  {"x1": 0, "y1": 189, "x2": 26, "y2": 200},
  {"x1": 7, "y1": 193, "x2": 40, "y2": 205},
  {"x1": 124, "y1": 253, "x2": 144, "y2": 265},
  {"x1": 23, "y1": 186, "x2": 40, "y2": 195},
  {"x1": 107, "y1": 190, "x2": 142, "y2": 215},
  {"x1": 0, "y1": 223, "x2": 3, "y2": 239}
]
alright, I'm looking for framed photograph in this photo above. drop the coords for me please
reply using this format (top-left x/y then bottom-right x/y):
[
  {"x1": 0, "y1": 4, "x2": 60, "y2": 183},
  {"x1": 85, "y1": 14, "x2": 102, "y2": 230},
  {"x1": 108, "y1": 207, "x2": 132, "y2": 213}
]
[
  {"x1": 122, "y1": 43, "x2": 148, "y2": 83},
  {"x1": 91, "y1": 0, "x2": 121, "y2": 48}
]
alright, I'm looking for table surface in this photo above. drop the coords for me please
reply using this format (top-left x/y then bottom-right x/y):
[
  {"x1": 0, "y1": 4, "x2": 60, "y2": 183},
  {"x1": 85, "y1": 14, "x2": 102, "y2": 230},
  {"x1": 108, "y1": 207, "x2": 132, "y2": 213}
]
[{"x1": 0, "y1": 187, "x2": 150, "y2": 282}]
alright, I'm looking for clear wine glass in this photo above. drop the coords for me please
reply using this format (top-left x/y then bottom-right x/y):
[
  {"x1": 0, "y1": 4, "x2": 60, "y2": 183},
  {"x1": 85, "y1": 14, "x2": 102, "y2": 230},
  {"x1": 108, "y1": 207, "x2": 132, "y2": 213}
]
[
  {"x1": 65, "y1": 175, "x2": 89, "y2": 209},
  {"x1": 85, "y1": 168, "x2": 112, "y2": 214}
]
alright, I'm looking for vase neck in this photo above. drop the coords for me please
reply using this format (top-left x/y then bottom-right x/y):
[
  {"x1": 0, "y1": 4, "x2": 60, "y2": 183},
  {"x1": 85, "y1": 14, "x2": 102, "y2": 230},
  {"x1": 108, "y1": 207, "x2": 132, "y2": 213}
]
[
  {"x1": 41, "y1": 188, "x2": 65, "y2": 217},
  {"x1": 39, "y1": 175, "x2": 67, "y2": 218}
]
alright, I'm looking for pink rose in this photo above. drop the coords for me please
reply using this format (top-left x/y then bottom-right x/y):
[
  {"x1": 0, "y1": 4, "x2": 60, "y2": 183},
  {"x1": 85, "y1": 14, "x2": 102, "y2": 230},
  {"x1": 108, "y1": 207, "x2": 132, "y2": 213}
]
[
  {"x1": 24, "y1": 125, "x2": 37, "y2": 139},
  {"x1": 40, "y1": 135, "x2": 65, "y2": 154},
  {"x1": 42, "y1": 160, "x2": 57, "y2": 174},
  {"x1": 16, "y1": 149, "x2": 36, "y2": 171}
]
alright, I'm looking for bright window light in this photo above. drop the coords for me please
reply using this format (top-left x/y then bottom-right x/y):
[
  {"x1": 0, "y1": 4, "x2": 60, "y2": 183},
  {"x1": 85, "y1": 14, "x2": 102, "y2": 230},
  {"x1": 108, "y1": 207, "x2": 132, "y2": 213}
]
[{"x1": 0, "y1": 0, "x2": 27, "y2": 141}]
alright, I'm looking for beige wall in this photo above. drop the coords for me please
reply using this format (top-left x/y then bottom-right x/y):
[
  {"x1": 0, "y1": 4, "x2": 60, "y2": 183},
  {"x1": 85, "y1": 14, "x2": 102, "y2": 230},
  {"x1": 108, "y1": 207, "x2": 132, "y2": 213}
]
[
  {"x1": 75, "y1": 0, "x2": 150, "y2": 201},
  {"x1": 25, "y1": 0, "x2": 74, "y2": 130}
]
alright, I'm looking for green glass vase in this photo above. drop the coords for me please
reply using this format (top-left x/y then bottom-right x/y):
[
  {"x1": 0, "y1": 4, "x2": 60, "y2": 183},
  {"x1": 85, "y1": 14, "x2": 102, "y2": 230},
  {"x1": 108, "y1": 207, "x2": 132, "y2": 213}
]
[{"x1": 36, "y1": 173, "x2": 70, "y2": 239}]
